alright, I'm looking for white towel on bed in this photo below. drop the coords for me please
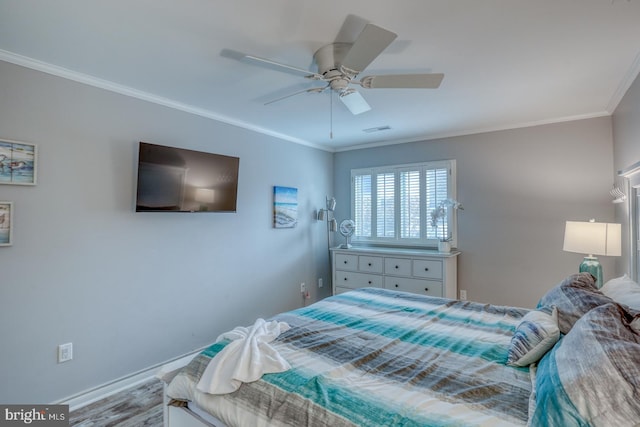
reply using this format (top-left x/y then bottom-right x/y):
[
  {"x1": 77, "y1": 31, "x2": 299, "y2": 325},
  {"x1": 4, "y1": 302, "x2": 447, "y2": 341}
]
[{"x1": 196, "y1": 318, "x2": 291, "y2": 395}]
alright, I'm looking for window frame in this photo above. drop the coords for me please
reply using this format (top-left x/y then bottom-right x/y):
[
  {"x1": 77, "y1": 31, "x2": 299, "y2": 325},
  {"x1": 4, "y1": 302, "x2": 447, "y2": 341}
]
[{"x1": 350, "y1": 159, "x2": 457, "y2": 248}]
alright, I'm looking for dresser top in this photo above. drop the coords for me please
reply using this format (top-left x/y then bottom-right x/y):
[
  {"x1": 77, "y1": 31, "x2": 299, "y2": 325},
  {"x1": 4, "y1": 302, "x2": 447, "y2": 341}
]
[{"x1": 331, "y1": 246, "x2": 460, "y2": 258}]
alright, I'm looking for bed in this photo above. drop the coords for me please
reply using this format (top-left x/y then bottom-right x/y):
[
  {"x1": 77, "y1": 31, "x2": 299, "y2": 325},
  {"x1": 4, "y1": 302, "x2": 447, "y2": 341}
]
[{"x1": 161, "y1": 273, "x2": 640, "y2": 427}]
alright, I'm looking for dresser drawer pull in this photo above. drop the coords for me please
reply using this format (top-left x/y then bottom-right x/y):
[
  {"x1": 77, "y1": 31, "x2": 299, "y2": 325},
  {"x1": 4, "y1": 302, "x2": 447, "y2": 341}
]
[
  {"x1": 395, "y1": 265, "x2": 399, "y2": 269},
  {"x1": 368, "y1": 280, "x2": 372, "y2": 284},
  {"x1": 395, "y1": 284, "x2": 399, "y2": 288},
  {"x1": 344, "y1": 277, "x2": 348, "y2": 281},
  {"x1": 344, "y1": 260, "x2": 348, "y2": 264},
  {"x1": 424, "y1": 267, "x2": 429, "y2": 271},
  {"x1": 368, "y1": 263, "x2": 372, "y2": 266},
  {"x1": 424, "y1": 287, "x2": 429, "y2": 292}
]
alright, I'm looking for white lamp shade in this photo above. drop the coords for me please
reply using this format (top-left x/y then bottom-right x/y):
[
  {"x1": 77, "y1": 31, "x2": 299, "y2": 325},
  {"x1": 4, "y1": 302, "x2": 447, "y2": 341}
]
[
  {"x1": 563, "y1": 221, "x2": 621, "y2": 257},
  {"x1": 195, "y1": 188, "x2": 215, "y2": 203}
]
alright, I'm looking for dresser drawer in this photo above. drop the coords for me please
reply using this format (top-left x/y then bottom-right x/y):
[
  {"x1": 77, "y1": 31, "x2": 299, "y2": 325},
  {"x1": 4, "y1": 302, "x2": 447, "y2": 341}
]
[
  {"x1": 384, "y1": 257, "x2": 412, "y2": 276},
  {"x1": 335, "y1": 253, "x2": 359, "y2": 271},
  {"x1": 385, "y1": 277, "x2": 443, "y2": 297},
  {"x1": 359, "y1": 256, "x2": 383, "y2": 273},
  {"x1": 335, "y1": 271, "x2": 383, "y2": 290},
  {"x1": 412, "y1": 259, "x2": 443, "y2": 279}
]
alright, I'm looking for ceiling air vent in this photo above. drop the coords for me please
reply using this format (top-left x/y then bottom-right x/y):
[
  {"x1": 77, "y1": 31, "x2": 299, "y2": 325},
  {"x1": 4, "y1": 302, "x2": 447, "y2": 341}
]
[{"x1": 363, "y1": 126, "x2": 391, "y2": 133}]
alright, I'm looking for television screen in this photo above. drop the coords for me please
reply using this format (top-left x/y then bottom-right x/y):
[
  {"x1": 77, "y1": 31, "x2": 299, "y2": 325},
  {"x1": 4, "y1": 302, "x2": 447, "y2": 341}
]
[{"x1": 135, "y1": 142, "x2": 239, "y2": 212}]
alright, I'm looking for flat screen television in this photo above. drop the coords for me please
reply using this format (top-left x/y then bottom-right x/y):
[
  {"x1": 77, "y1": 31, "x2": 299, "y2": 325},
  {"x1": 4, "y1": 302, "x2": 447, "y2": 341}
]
[{"x1": 135, "y1": 142, "x2": 239, "y2": 212}]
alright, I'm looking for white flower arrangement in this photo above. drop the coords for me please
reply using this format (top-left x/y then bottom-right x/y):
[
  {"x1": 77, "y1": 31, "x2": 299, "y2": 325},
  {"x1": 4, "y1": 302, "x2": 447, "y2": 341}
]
[{"x1": 430, "y1": 198, "x2": 463, "y2": 242}]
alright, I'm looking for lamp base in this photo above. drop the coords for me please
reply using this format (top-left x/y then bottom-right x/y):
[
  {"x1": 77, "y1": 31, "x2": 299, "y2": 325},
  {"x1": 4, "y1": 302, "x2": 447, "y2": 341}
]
[{"x1": 579, "y1": 256, "x2": 603, "y2": 288}]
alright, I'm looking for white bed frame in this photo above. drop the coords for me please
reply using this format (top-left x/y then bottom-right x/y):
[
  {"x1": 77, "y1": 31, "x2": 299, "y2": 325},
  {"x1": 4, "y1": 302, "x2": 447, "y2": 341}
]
[
  {"x1": 165, "y1": 405, "x2": 218, "y2": 427},
  {"x1": 157, "y1": 356, "x2": 227, "y2": 427}
]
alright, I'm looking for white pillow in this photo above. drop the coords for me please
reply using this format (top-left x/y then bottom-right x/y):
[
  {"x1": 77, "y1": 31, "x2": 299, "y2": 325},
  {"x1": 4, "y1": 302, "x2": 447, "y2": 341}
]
[{"x1": 601, "y1": 275, "x2": 640, "y2": 310}]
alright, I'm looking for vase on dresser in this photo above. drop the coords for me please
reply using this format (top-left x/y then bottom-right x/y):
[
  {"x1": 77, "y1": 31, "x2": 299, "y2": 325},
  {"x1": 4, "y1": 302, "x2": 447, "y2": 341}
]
[{"x1": 438, "y1": 241, "x2": 451, "y2": 253}]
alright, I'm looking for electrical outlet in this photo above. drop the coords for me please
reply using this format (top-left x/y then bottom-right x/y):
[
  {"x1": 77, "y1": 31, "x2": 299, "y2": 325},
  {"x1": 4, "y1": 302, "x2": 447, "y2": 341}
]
[
  {"x1": 300, "y1": 282, "x2": 306, "y2": 293},
  {"x1": 58, "y1": 343, "x2": 73, "y2": 363},
  {"x1": 318, "y1": 278, "x2": 323, "y2": 288},
  {"x1": 460, "y1": 290, "x2": 467, "y2": 301}
]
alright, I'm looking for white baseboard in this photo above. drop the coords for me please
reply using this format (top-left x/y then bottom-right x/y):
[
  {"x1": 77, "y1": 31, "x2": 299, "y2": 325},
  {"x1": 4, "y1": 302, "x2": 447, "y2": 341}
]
[{"x1": 56, "y1": 348, "x2": 203, "y2": 411}]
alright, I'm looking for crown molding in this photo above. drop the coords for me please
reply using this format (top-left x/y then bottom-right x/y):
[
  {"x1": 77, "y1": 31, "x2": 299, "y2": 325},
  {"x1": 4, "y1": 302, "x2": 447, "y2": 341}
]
[
  {"x1": 0, "y1": 49, "x2": 332, "y2": 152},
  {"x1": 607, "y1": 49, "x2": 640, "y2": 113}
]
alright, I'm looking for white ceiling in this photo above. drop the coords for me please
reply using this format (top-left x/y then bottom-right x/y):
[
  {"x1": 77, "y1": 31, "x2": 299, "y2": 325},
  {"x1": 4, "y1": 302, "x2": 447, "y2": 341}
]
[{"x1": 1, "y1": 0, "x2": 640, "y2": 151}]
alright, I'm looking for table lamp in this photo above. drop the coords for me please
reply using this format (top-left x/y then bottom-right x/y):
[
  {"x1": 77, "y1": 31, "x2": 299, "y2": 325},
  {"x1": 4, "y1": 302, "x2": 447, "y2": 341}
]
[{"x1": 563, "y1": 219, "x2": 621, "y2": 288}]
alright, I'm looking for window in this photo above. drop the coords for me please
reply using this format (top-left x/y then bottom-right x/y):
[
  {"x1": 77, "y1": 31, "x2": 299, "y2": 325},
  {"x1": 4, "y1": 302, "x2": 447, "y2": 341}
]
[{"x1": 351, "y1": 160, "x2": 456, "y2": 247}]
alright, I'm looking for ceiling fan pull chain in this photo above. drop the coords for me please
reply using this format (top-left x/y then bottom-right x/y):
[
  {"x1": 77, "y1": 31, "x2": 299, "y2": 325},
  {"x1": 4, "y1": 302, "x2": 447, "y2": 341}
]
[{"x1": 330, "y1": 90, "x2": 334, "y2": 139}]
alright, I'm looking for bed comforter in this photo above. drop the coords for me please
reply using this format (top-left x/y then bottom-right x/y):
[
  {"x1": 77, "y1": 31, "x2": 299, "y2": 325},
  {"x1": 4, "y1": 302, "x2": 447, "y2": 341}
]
[{"x1": 166, "y1": 288, "x2": 533, "y2": 427}]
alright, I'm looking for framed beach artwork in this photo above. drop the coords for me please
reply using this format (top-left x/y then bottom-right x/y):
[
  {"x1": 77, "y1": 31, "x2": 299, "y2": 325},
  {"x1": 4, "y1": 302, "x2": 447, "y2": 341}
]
[
  {"x1": 273, "y1": 186, "x2": 298, "y2": 228},
  {"x1": 0, "y1": 139, "x2": 37, "y2": 185},
  {"x1": 0, "y1": 202, "x2": 13, "y2": 246}
]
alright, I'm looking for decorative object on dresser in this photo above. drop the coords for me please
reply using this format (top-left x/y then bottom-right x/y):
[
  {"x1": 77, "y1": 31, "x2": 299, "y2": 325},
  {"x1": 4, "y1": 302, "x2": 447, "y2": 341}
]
[
  {"x1": 331, "y1": 246, "x2": 459, "y2": 298},
  {"x1": 563, "y1": 219, "x2": 621, "y2": 288},
  {"x1": 338, "y1": 219, "x2": 355, "y2": 248},
  {"x1": 430, "y1": 198, "x2": 463, "y2": 253}
]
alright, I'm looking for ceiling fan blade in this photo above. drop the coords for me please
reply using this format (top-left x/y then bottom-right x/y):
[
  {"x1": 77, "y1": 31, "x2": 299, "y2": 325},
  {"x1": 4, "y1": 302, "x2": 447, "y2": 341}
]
[
  {"x1": 220, "y1": 48, "x2": 323, "y2": 79},
  {"x1": 340, "y1": 24, "x2": 397, "y2": 74},
  {"x1": 334, "y1": 14, "x2": 369, "y2": 43},
  {"x1": 339, "y1": 90, "x2": 371, "y2": 115},
  {"x1": 359, "y1": 73, "x2": 444, "y2": 89},
  {"x1": 264, "y1": 85, "x2": 328, "y2": 105}
]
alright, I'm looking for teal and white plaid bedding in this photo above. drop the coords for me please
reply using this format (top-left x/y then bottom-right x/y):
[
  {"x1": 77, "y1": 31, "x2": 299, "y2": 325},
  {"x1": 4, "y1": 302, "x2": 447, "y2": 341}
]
[{"x1": 167, "y1": 288, "x2": 532, "y2": 427}]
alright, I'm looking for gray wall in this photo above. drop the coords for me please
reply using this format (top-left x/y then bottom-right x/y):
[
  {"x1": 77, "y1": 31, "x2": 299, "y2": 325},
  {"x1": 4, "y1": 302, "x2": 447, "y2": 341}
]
[
  {"x1": 334, "y1": 117, "x2": 615, "y2": 308},
  {"x1": 0, "y1": 61, "x2": 333, "y2": 404},
  {"x1": 612, "y1": 72, "x2": 640, "y2": 277}
]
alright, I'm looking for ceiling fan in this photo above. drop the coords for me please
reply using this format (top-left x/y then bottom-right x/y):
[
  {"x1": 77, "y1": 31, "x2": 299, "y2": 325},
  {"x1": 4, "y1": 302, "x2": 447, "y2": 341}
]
[{"x1": 221, "y1": 18, "x2": 444, "y2": 116}]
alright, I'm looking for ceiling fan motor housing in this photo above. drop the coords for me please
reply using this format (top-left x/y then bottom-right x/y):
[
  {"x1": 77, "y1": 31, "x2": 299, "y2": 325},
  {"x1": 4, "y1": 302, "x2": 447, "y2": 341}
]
[{"x1": 314, "y1": 43, "x2": 355, "y2": 91}]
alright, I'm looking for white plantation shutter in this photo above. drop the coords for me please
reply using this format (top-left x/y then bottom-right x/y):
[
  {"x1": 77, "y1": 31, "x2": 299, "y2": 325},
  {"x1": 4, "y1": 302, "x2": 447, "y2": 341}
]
[
  {"x1": 353, "y1": 174, "x2": 371, "y2": 237},
  {"x1": 426, "y1": 167, "x2": 450, "y2": 240},
  {"x1": 400, "y1": 169, "x2": 421, "y2": 238},
  {"x1": 376, "y1": 172, "x2": 395, "y2": 237},
  {"x1": 352, "y1": 160, "x2": 455, "y2": 247}
]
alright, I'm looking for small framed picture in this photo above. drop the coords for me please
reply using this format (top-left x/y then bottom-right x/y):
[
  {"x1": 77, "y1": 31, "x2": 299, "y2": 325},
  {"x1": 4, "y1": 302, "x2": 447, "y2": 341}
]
[
  {"x1": 0, "y1": 139, "x2": 37, "y2": 185},
  {"x1": 0, "y1": 202, "x2": 13, "y2": 246},
  {"x1": 273, "y1": 186, "x2": 298, "y2": 228}
]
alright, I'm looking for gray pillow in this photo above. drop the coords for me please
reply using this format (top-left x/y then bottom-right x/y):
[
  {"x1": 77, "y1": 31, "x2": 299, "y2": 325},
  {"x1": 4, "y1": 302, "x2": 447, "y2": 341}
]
[
  {"x1": 530, "y1": 303, "x2": 640, "y2": 426},
  {"x1": 536, "y1": 273, "x2": 613, "y2": 334}
]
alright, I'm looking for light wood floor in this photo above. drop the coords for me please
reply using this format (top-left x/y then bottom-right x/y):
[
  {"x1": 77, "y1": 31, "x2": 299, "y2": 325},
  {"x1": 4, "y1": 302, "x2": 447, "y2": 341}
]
[{"x1": 69, "y1": 378, "x2": 163, "y2": 426}]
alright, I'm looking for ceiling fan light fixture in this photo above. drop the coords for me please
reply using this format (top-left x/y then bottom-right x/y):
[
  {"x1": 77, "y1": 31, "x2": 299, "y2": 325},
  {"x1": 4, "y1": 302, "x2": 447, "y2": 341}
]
[{"x1": 339, "y1": 90, "x2": 371, "y2": 115}]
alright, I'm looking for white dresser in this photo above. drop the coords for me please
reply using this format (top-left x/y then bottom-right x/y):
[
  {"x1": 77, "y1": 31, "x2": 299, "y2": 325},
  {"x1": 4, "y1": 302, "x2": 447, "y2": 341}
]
[{"x1": 331, "y1": 246, "x2": 459, "y2": 299}]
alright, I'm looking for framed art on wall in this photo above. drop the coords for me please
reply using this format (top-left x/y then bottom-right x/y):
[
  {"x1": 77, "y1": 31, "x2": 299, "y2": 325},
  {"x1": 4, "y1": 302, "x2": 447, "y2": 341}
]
[
  {"x1": 0, "y1": 139, "x2": 37, "y2": 185},
  {"x1": 0, "y1": 202, "x2": 13, "y2": 246},
  {"x1": 273, "y1": 186, "x2": 298, "y2": 228}
]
